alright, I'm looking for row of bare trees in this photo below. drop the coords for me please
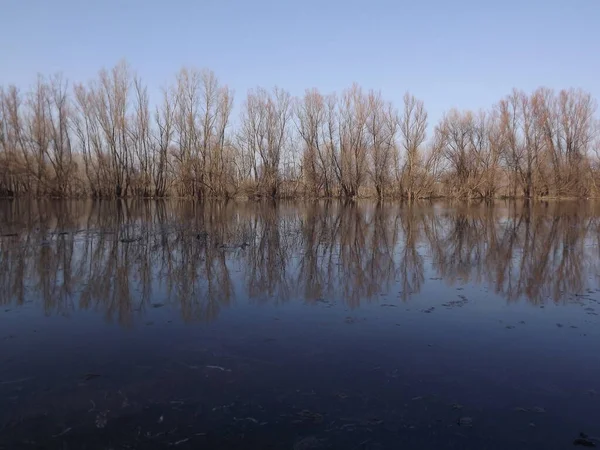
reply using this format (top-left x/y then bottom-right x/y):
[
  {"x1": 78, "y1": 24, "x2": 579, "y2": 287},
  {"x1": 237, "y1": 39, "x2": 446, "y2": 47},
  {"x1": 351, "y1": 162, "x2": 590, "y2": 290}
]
[{"x1": 1, "y1": 62, "x2": 598, "y2": 199}]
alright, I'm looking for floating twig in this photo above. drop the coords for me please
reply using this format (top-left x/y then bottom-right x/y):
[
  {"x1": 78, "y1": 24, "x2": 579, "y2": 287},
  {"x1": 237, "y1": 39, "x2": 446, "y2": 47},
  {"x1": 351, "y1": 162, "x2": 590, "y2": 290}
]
[
  {"x1": 0, "y1": 376, "x2": 34, "y2": 385},
  {"x1": 206, "y1": 365, "x2": 231, "y2": 372},
  {"x1": 52, "y1": 427, "x2": 72, "y2": 438}
]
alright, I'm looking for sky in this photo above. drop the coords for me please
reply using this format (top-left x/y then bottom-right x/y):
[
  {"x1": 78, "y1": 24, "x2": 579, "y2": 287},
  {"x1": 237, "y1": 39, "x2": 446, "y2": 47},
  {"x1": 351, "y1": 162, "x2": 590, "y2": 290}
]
[{"x1": 1, "y1": 0, "x2": 599, "y2": 126}]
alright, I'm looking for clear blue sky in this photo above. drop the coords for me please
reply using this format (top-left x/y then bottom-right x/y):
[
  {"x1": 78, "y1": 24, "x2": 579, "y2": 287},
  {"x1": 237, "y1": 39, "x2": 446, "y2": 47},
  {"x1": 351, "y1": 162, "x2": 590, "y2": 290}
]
[{"x1": 1, "y1": 0, "x2": 598, "y2": 125}]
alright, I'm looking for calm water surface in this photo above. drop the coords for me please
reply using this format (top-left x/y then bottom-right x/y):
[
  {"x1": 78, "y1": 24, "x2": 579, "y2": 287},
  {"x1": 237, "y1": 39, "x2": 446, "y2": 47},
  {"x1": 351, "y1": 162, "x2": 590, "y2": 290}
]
[{"x1": 0, "y1": 200, "x2": 599, "y2": 449}]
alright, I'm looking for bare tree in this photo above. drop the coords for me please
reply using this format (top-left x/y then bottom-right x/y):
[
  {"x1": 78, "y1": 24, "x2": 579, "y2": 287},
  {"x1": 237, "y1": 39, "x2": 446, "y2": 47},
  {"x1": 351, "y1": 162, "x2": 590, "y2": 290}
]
[
  {"x1": 45, "y1": 74, "x2": 74, "y2": 196},
  {"x1": 0, "y1": 86, "x2": 28, "y2": 195},
  {"x1": 437, "y1": 109, "x2": 478, "y2": 197},
  {"x1": 530, "y1": 88, "x2": 598, "y2": 197},
  {"x1": 26, "y1": 78, "x2": 51, "y2": 195},
  {"x1": 366, "y1": 90, "x2": 397, "y2": 199},
  {"x1": 239, "y1": 87, "x2": 292, "y2": 198},
  {"x1": 95, "y1": 61, "x2": 133, "y2": 197},
  {"x1": 296, "y1": 88, "x2": 336, "y2": 197},
  {"x1": 400, "y1": 92, "x2": 428, "y2": 199},
  {"x1": 436, "y1": 109, "x2": 501, "y2": 199},
  {"x1": 499, "y1": 89, "x2": 545, "y2": 198},
  {"x1": 209, "y1": 82, "x2": 235, "y2": 198},
  {"x1": 1, "y1": 61, "x2": 599, "y2": 199},
  {"x1": 333, "y1": 84, "x2": 368, "y2": 198},
  {"x1": 153, "y1": 88, "x2": 176, "y2": 197},
  {"x1": 130, "y1": 76, "x2": 152, "y2": 196},
  {"x1": 478, "y1": 111, "x2": 503, "y2": 198},
  {"x1": 172, "y1": 67, "x2": 201, "y2": 197},
  {"x1": 73, "y1": 82, "x2": 107, "y2": 196}
]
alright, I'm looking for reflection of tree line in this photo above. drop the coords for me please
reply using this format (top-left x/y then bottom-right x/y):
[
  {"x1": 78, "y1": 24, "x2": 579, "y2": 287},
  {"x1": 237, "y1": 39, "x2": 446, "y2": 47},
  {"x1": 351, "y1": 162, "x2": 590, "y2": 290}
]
[
  {"x1": 427, "y1": 202, "x2": 600, "y2": 303},
  {"x1": 0, "y1": 200, "x2": 599, "y2": 324}
]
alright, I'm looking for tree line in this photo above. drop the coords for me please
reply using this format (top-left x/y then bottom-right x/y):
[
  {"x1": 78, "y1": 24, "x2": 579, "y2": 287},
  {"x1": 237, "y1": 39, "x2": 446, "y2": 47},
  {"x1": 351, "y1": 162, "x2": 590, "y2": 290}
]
[{"x1": 1, "y1": 61, "x2": 598, "y2": 199}]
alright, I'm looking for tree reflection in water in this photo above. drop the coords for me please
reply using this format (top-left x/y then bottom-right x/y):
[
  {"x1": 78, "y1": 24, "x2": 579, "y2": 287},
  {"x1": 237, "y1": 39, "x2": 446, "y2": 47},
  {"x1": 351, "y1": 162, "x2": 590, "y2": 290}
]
[{"x1": 1, "y1": 199, "x2": 599, "y2": 324}]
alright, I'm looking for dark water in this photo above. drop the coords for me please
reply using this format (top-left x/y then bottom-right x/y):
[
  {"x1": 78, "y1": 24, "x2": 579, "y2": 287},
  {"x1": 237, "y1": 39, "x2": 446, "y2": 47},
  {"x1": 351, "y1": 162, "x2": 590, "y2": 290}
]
[{"x1": 1, "y1": 200, "x2": 599, "y2": 450}]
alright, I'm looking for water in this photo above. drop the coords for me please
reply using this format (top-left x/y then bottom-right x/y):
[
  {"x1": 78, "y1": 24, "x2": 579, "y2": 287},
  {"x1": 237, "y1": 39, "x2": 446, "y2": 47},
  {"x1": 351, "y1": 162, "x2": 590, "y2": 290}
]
[{"x1": 0, "y1": 199, "x2": 599, "y2": 450}]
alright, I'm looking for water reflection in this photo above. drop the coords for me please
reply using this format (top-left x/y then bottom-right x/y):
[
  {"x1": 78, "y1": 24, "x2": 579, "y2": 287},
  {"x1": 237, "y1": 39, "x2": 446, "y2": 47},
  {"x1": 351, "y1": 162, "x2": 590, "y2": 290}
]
[{"x1": 1, "y1": 200, "x2": 599, "y2": 323}]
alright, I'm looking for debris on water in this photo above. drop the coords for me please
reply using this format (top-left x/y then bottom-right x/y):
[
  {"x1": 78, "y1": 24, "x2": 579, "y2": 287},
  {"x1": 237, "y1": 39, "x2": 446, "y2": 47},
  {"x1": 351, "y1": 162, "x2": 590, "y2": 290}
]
[
  {"x1": 422, "y1": 307, "x2": 435, "y2": 314},
  {"x1": 451, "y1": 403, "x2": 463, "y2": 410},
  {"x1": 514, "y1": 407, "x2": 528, "y2": 412},
  {"x1": 234, "y1": 416, "x2": 259, "y2": 424},
  {"x1": 557, "y1": 323, "x2": 564, "y2": 328},
  {"x1": 519, "y1": 321, "x2": 526, "y2": 324},
  {"x1": 296, "y1": 409, "x2": 324, "y2": 423},
  {"x1": 366, "y1": 418, "x2": 383, "y2": 426},
  {"x1": 354, "y1": 439, "x2": 374, "y2": 450},
  {"x1": 457, "y1": 417, "x2": 473, "y2": 427},
  {"x1": 178, "y1": 361, "x2": 199, "y2": 370},
  {"x1": 206, "y1": 365, "x2": 231, "y2": 372},
  {"x1": 293, "y1": 436, "x2": 324, "y2": 450},
  {"x1": 577, "y1": 432, "x2": 600, "y2": 443},
  {"x1": 529, "y1": 423, "x2": 536, "y2": 428},
  {"x1": 411, "y1": 396, "x2": 423, "y2": 401},
  {"x1": 212, "y1": 403, "x2": 234, "y2": 412},
  {"x1": 119, "y1": 392, "x2": 130, "y2": 408},
  {"x1": 588, "y1": 389, "x2": 598, "y2": 396},
  {"x1": 442, "y1": 295, "x2": 469, "y2": 308},
  {"x1": 120, "y1": 237, "x2": 140, "y2": 243},
  {"x1": 531, "y1": 406, "x2": 546, "y2": 413},
  {"x1": 152, "y1": 303, "x2": 165, "y2": 308},
  {"x1": 385, "y1": 368, "x2": 399, "y2": 379},
  {"x1": 0, "y1": 376, "x2": 34, "y2": 385},
  {"x1": 158, "y1": 415, "x2": 164, "y2": 424},
  {"x1": 574, "y1": 437, "x2": 596, "y2": 447},
  {"x1": 345, "y1": 316, "x2": 356, "y2": 324},
  {"x1": 380, "y1": 303, "x2": 397, "y2": 308},
  {"x1": 219, "y1": 243, "x2": 247, "y2": 251},
  {"x1": 506, "y1": 325, "x2": 515, "y2": 329},
  {"x1": 82, "y1": 373, "x2": 101, "y2": 382},
  {"x1": 95, "y1": 412, "x2": 108, "y2": 428},
  {"x1": 170, "y1": 438, "x2": 190, "y2": 446},
  {"x1": 1, "y1": 233, "x2": 18, "y2": 237},
  {"x1": 52, "y1": 427, "x2": 72, "y2": 438}
]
